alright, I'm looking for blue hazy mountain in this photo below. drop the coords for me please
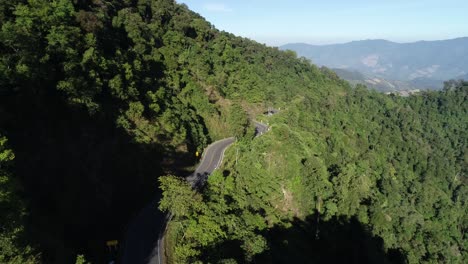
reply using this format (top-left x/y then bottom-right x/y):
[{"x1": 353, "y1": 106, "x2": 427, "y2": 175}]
[{"x1": 281, "y1": 37, "x2": 468, "y2": 90}]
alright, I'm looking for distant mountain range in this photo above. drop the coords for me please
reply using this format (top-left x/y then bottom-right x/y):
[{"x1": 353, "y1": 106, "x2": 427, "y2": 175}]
[{"x1": 281, "y1": 37, "x2": 468, "y2": 91}]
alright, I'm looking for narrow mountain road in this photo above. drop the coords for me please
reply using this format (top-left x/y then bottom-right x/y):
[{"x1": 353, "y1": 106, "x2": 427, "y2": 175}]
[
  {"x1": 186, "y1": 137, "x2": 235, "y2": 188},
  {"x1": 121, "y1": 121, "x2": 269, "y2": 264},
  {"x1": 121, "y1": 196, "x2": 165, "y2": 264},
  {"x1": 253, "y1": 120, "x2": 269, "y2": 135}
]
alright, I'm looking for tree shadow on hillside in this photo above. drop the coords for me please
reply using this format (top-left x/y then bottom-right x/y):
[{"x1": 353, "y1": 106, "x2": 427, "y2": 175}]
[
  {"x1": 1, "y1": 91, "x2": 200, "y2": 263},
  {"x1": 199, "y1": 214, "x2": 406, "y2": 264},
  {"x1": 256, "y1": 215, "x2": 406, "y2": 264}
]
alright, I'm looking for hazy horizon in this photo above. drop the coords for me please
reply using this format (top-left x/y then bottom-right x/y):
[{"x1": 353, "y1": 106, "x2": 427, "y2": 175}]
[
  {"x1": 178, "y1": 0, "x2": 468, "y2": 46},
  {"x1": 282, "y1": 36, "x2": 468, "y2": 46}
]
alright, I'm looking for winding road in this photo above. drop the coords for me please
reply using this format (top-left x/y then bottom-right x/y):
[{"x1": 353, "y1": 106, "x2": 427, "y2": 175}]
[
  {"x1": 121, "y1": 121, "x2": 269, "y2": 264},
  {"x1": 253, "y1": 120, "x2": 269, "y2": 135},
  {"x1": 186, "y1": 137, "x2": 235, "y2": 188}
]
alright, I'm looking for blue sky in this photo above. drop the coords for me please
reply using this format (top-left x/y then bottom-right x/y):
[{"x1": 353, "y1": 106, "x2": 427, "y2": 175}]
[{"x1": 177, "y1": 0, "x2": 468, "y2": 46}]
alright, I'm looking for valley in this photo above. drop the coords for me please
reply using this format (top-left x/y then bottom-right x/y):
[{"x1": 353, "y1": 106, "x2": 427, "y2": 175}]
[{"x1": 281, "y1": 38, "x2": 468, "y2": 91}]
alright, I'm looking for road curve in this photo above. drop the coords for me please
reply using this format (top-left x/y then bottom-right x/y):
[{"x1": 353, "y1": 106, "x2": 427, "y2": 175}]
[
  {"x1": 186, "y1": 137, "x2": 235, "y2": 188},
  {"x1": 121, "y1": 138, "x2": 236, "y2": 264},
  {"x1": 253, "y1": 120, "x2": 269, "y2": 136},
  {"x1": 122, "y1": 121, "x2": 268, "y2": 264}
]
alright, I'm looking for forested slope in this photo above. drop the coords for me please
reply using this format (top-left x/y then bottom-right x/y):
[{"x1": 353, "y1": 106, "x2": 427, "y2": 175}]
[
  {"x1": 0, "y1": 0, "x2": 466, "y2": 263},
  {"x1": 0, "y1": 0, "x2": 338, "y2": 262},
  {"x1": 161, "y1": 81, "x2": 467, "y2": 264}
]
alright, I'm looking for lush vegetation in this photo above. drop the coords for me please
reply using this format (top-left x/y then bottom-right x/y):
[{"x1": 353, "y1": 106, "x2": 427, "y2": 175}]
[
  {"x1": 160, "y1": 81, "x2": 467, "y2": 264},
  {"x1": 0, "y1": 136, "x2": 37, "y2": 263},
  {"x1": 0, "y1": 0, "x2": 466, "y2": 263}
]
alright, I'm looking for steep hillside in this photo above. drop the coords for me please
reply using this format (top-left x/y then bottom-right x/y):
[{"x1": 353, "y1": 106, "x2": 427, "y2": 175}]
[
  {"x1": 281, "y1": 38, "x2": 468, "y2": 90},
  {"x1": 161, "y1": 78, "x2": 467, "y2": 264},
  {"x1": 0, "y1": 0, "x2": 342, "y2": 262},
  {"x1": 0, "y1": 1, "x2": 466, "y2": 264}
]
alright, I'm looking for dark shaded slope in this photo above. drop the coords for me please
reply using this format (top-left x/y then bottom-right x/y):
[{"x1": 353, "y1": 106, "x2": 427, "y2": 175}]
[{"x1": 1, "y1": 87, "x2": 163, "y2": 263}]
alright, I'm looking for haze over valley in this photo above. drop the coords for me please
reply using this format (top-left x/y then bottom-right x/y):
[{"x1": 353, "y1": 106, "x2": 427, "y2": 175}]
[{"x1": 281, "y1": 37, "x2": 468, "y2": 91}]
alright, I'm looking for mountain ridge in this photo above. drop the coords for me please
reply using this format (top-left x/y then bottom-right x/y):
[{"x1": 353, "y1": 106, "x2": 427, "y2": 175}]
[
  {"x1": 281, "y1": 37, "x2": 468, "y2": 90},
  {"x1": 284, "y1": 37, "x2": 468, "y2": 47}
]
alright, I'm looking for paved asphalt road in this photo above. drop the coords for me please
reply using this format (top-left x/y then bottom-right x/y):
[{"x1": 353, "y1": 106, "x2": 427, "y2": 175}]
[
  {"x1": 120, "y1": 196, "x2": 165, "y2": 264},
  {"x1": 121, "y1": 121, "x2": 268, "y2": 264},
  {"x1": 186, "y1": 137, "x2": 235, "y2": 188},
  {"x1": 253, "y1": 120, "x2": 269, "y2": 135}
]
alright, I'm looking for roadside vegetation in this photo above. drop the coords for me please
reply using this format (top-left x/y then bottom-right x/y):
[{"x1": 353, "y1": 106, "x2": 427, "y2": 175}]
[{"x1": 161, "y1": 83, "x2": 467, "y2": 263}]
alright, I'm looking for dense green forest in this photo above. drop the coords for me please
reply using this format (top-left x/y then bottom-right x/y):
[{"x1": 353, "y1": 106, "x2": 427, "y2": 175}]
[
  {"x1": 0, "y1": 0, "x2": 466, "y2": 263},
  {"x1": 161, "y1": 83, "x2": 467, "y2": 263}
]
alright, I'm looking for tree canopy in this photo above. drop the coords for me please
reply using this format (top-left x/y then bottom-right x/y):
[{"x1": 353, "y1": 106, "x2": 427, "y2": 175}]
[{"x1": 0, "y1": 0, "x2": 466, "y2": 263}]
